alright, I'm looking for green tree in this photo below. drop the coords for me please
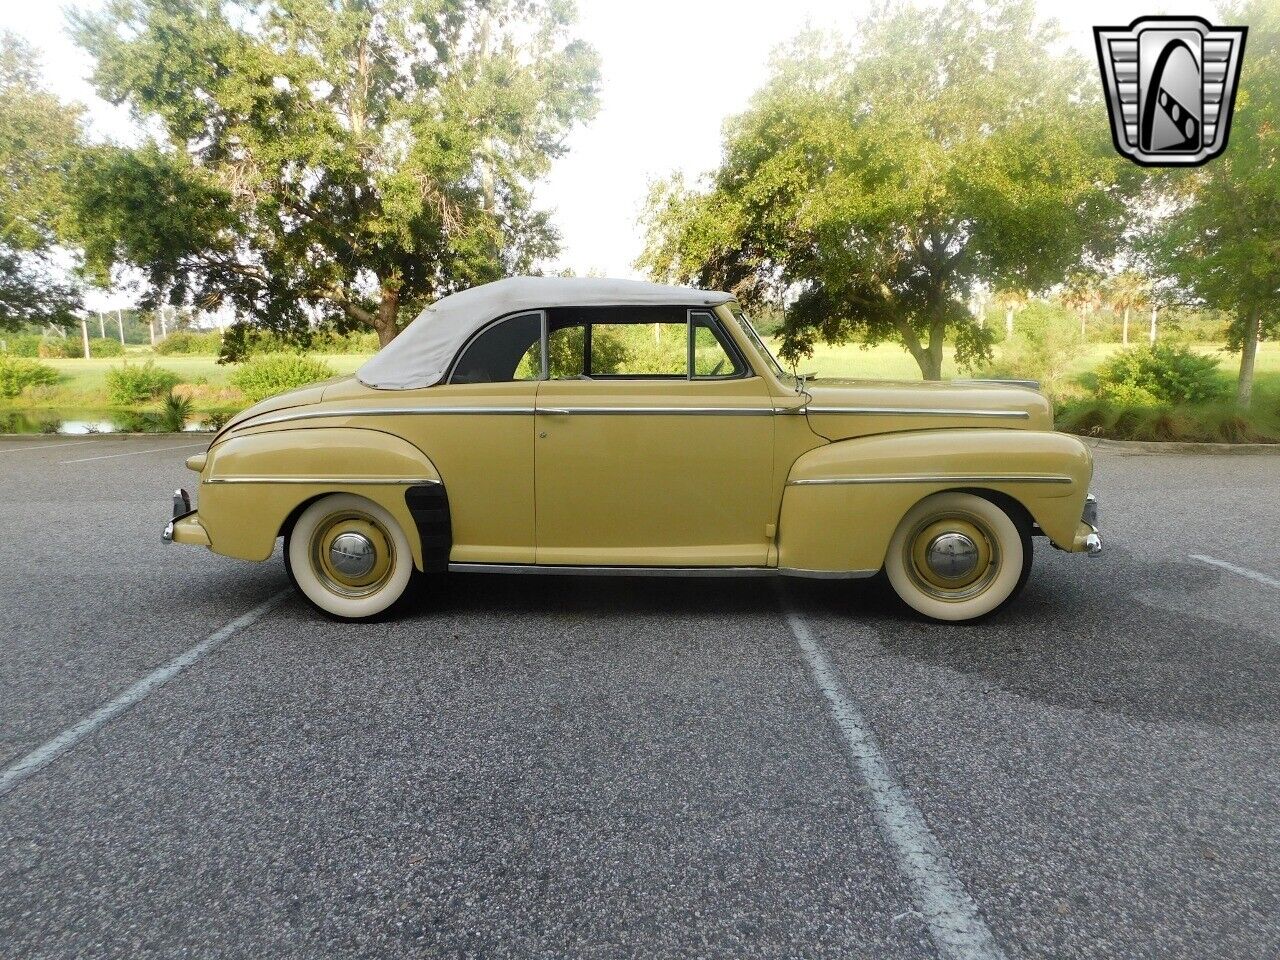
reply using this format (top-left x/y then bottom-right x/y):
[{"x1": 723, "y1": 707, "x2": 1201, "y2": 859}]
[
  {"x1": 639, "y1": 1, "x2": 1133, "y2": 380},
  {"x1": 0, "y1": 34, "x2": 83, "y2": 331},
  {"x1": 69, "y1": 0, "x2": 599, "y2": 354},
  {"x1": 1142, "y1": 0, "x2": 1280, "y2": 409}
]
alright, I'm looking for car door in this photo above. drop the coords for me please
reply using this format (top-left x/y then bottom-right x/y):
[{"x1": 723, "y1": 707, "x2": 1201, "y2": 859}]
[{"x1": 534, "y1": 306, "x2": 776, "y2": 567}]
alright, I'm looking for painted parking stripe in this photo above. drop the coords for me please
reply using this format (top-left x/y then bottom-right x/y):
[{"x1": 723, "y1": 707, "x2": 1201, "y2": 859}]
[
  {"x1": 0, "y1": 591, "x2": 289, "y2": 798},
  {"x1": 0, "y1": 440, "x2": 96, "y2": 455},
  {"x1": 781, "y1": 597, "x2": 1007, "y2": 960},
  {"x1": 60, "y1": 441, "x2": 207, "y2": 464},
  {"x1": 1190, "y1": 554, "x2": 1280, "y2": 590}
]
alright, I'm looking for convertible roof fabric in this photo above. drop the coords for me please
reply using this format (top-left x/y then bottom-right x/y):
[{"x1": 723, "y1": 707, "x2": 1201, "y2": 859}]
[{"x1": 356, "y1": 276, "x2": 733, "y2": 390}]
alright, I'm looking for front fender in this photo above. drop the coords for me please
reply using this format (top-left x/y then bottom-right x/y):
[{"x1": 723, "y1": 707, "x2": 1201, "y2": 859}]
[
  {"x1": 777, "y1": 429, "x2": 1093, "y2": 574},
  {"x1": 197, "y1": 427, "x2": 442, "y2": 566}
]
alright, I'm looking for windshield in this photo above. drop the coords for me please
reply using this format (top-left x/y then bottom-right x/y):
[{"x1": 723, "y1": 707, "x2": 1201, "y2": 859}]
[{"x1": 729, "y1": 305, "x2": 791, "y2": 382}]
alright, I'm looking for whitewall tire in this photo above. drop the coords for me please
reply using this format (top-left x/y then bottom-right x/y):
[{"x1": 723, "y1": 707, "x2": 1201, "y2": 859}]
[
  {"x1": 884, "y1": 492, "x2": 1031, "y2": 622},
  {"x1": 286, "y1": 493, "x2": 414, "y2": 619}
]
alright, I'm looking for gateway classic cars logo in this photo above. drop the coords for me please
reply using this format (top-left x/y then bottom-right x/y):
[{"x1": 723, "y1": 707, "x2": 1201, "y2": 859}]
[{"x1": 1094, "y1": 16, "x2": 1247, "y2": 167}]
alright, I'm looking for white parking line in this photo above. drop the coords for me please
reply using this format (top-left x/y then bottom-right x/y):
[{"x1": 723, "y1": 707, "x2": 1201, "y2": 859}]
[
  {"x1": 0, "y1": 591, "x2": 289, "y2": 798},
  {"x1": 60, "y1": 441, "x2": 207, "y2": 464},
  {"x1": 781, "y1": 598, "x2": 1007, "y2": 960},
  {"x1": 0, "y1": 439, "x2": 96, "y2": 455},
  {"x1": 1191, "y1": 554, "x2": 1280, "y2": 590}
]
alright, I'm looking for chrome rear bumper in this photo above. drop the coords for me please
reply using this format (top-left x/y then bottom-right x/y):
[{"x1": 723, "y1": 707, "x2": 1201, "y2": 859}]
[{"x1": 1082, "y1": 494, "x2": 1102, "y2": 555}]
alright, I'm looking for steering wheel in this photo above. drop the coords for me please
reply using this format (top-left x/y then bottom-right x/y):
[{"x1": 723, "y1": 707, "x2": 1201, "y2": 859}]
[{"x1": 709, "y1": 359, "x2": 726, "y2": 376}]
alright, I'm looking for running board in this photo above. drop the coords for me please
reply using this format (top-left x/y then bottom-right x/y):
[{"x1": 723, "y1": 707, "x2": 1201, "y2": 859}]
[{"x1": 446, "y1": 563, "x2": 877, "y2": 580}]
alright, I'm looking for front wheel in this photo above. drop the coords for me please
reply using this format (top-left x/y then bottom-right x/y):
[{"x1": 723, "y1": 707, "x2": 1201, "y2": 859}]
[
  {"x1": 884, "y1": 492, "x2": 1032, "y2": 622},
  {"x1": 286, "y1": 493, "x2": 414, "y2": 619}
]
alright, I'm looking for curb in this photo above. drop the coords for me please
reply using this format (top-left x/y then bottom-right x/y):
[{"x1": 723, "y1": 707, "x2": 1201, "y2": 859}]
[
  {"x1": 0, "y1": 432, "x2": 203, "y2": 440},
  {"x1": 1082, "y1": 436, "x2": 1280, "y2": 455}
]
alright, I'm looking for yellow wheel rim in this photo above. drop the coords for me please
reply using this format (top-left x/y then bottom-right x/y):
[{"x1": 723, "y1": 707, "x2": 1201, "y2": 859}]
[
  {"x1": 904, "y1": 511, "x2": 1000, "y2": 602},
  {"x1": 309, "y1": 511, "x2": 396, "y2": 599}
]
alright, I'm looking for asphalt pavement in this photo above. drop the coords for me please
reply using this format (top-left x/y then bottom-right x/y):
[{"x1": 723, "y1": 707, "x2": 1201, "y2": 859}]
[{"x1": 1, "y1": 434, "x2": 1278, "y2": 959}]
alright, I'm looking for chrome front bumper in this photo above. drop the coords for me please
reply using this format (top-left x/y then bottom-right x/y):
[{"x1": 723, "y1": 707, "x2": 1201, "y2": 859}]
[{"x1": 162, "y1": 488, "x2": 209, "y2": 546}]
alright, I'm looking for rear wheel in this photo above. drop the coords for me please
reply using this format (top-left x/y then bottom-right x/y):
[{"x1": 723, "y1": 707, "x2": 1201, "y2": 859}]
[
  {"x1": 884, "y1": 492, "x2": 1031, "y2": 622},
  {"x1": 286, "y1": 493, "x2": 413, "y2": 619}
]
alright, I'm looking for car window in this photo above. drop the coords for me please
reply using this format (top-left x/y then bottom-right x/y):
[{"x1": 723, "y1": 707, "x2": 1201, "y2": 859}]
[
  {"x1": 690, "y1": 311, "x2": 746, "y2": 378},
  {"x1": 451, "y1": 312, "x2": 543, "y2": 384},
  {"x1": 543, "y1": 306, "x2": 746, "y2": 380},
  {"x1": 586, "y1": 322, "x2": 686, "y2": 376}
]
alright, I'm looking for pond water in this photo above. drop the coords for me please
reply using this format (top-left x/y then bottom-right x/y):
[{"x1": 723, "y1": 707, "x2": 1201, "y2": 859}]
[{"x1": 0, "y1": 409, "x2": 225, "y2": 435}]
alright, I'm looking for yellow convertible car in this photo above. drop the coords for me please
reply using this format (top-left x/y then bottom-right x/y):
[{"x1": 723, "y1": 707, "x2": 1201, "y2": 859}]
[{"x1": 165, "y1": 276, "x2": 1101, "y2": 621}]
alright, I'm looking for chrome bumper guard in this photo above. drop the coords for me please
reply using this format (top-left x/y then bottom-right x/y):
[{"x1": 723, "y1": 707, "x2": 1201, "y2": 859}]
[
  {"x1": 1082, "y1": 494, "x2": 1102, "y2": 556},
  {"x1": 162, "y1": 488, "x2": 194, "y2": 543}
]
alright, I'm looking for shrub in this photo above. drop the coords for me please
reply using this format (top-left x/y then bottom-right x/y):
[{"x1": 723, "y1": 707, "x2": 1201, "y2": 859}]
[
  {"x1": 158, "y1": 391, "x2": 194, "y2": 432},
  {"x1": 0, "y1": 356, "x2": 59, "y2": 398},
  {"x1": 88, "y1": 337, "x2": 124, "y2": 357},
  {"x1": 1, "y1": 334, "x2": 43, "y2": 357},
  {"x1": 105, "y1": 361, "x2": 181, "y2": 405},
  {"x1": 37, "y1": 337, "x2": 78, "y2": 359},
  {"x1": 981, "y1": 302, "x2": 1082, "y2": 392},
  {"x1": 229, "y1": 353, "x2": 335, "y2": 403},
  {"x1": 1095, "y1": 343, "x2": 1226, "y2": 406},
  {"x1": 155, "y1": 329, "x2": 224, "y2": 355}
]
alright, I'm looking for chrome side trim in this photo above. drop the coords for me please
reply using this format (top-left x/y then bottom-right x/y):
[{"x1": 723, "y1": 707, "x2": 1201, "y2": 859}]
[
  {"x1": 234, "y1": 406, "x2": 533, "y2": 430},
  {"x1": 446, "y1": 563, "x2": 879, "y2": 579},
  {"x1": 777, "y1": 567, "x2": 880, "y2": 580},
  {"x1": 806, "y1": 406, "x2": 1031, "y2": 419},
  {"x1": 203, "y1": 476, "x2": 440, "y2": 485},
  {"x1": 536, "y1": 406, "x2": 775, "y2": 416},
  {"x1": 233, "y1": 404, "x2": 1024, "y2": 430},
  {"x1": 788, "y1": 474, "x2": 1073, "y2": 486},
  {"x1": 448, "y1": 563, "x2": 777, "y2": 577}
]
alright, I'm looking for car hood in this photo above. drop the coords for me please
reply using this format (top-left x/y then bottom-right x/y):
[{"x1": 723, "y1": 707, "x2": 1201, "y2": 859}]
[{"x1": 801, "y1": 379, "x2": 1054, "y2": 439}]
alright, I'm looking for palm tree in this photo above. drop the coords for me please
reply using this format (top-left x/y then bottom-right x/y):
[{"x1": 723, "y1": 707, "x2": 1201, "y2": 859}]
[
  {"x1": 1106, "y1": 272, "x2": 1149, "y2": 347},
  {"x1": 994, "y1": 288, "x2": 1029, "y2": 339},
  {"x1": 1062, "y1": 272, "x2": 1103, "y2": 339}
]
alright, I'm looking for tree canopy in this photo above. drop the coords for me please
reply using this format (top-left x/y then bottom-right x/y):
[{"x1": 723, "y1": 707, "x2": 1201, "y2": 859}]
[
  {"x1": 69, "y1": 0, "x2": 600, "y2": 354},
  {"x1": 639, "y1": 1, "x2": 1134, "y2": 380},
  {"x1": 1141, "y1": 0, "x2": 1280, "y2": 408},
  {"x1": 0, "y1": 34, "x2": 84, "y2": 331}
]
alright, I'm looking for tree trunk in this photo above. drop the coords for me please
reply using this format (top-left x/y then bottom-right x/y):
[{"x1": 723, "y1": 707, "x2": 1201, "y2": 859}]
[
  {"x1": 373, "y1": 288, "x2": 401, "y2": 347},
  {"x1": 1122, "y1": 307, "x2": 1129, "y2": 346},
  {"x1": 81, "y1": 318, "x2": 90, "y2": 359},
  {"x1": 1149, "y1": 306, "x2": 1157, "y2": 345},
  {"x1": 1236, "y1": 304, "x2": 1260, "y2": 410},
  {"x1": 117, "y1": 310, "x2": 125, "y2": 346},
  {"x1": 1004, "y1": 307, "x2": 1013, "y2": 339}
]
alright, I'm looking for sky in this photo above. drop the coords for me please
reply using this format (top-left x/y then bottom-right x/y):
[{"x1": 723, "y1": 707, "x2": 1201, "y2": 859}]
[{"x1": 0, "y1": 0, "x2": 1220, "y2": 308}]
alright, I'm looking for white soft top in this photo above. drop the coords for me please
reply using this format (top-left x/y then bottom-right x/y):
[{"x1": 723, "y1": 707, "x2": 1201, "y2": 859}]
[{"x1": 356, "y1": 276, "x2": 733, "y2": 390}]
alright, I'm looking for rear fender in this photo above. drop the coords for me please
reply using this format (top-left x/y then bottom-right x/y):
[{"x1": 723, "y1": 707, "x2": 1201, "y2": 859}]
[{"x1": 778, "y1": 429, "x2": 1093, "y2": 574}]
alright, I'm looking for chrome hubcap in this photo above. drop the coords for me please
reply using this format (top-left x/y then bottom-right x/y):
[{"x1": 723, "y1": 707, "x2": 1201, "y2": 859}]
[
  {"x1": 925, "y1": 532, "x2": 980, "y2": 580},
  {"x1": 329, "y1": 532, "x2": 376, "y2": 578}
]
